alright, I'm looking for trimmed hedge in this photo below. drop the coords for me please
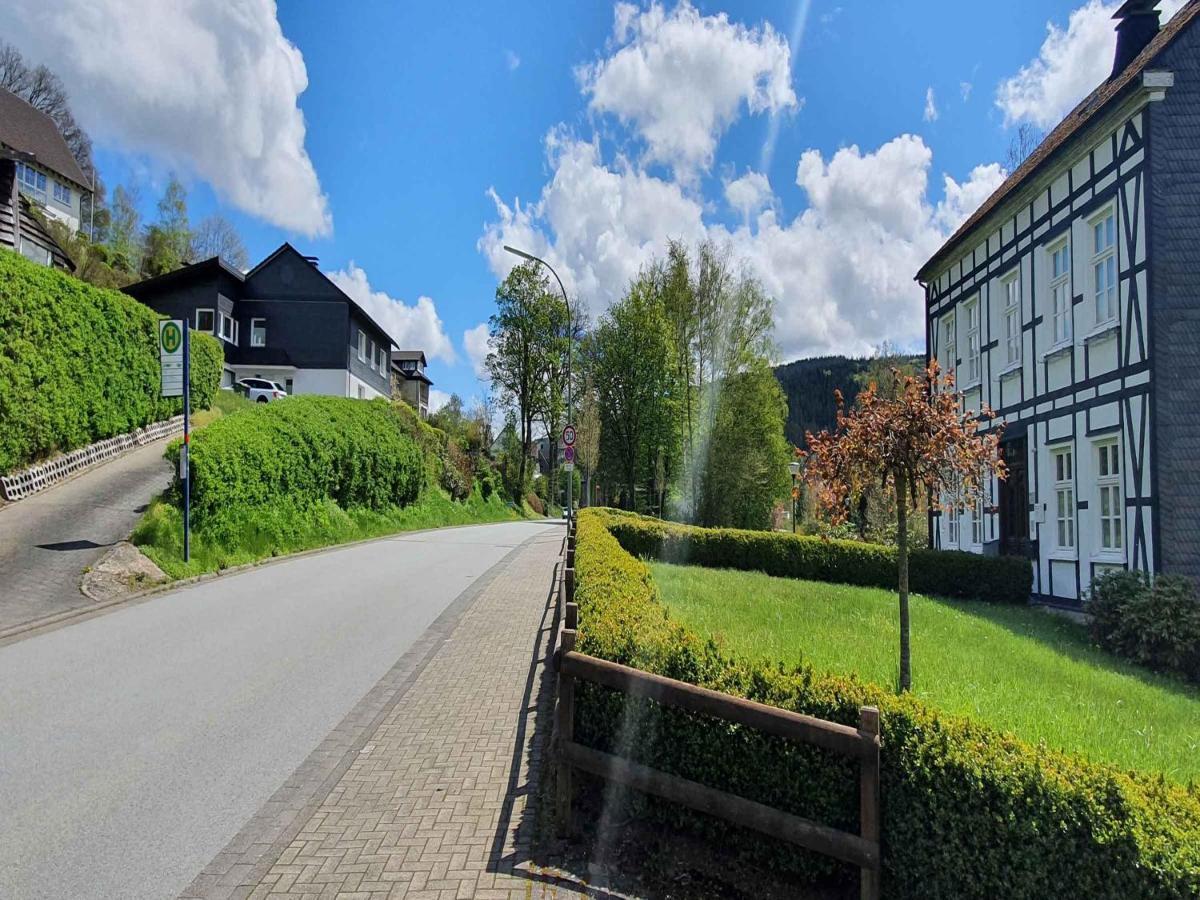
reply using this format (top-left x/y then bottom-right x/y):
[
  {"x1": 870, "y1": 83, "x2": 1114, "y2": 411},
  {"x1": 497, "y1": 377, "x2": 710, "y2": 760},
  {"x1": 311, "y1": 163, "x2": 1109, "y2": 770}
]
[
  {"x1": 0, "y1": 248, "x2": 222, "y2": 473},
  {"x1": 572, "y1": 508, "x2": 1200, "y2": 899},
  {"x1": 176, "y1": 396, "x2": 422, "y2": 533},
  {"x1": 605, "y1": 512, "x2": 1032, "y2": 604},
  {"x1": 1089, "y1": 570, "x2": 1200, "y2": 683}
]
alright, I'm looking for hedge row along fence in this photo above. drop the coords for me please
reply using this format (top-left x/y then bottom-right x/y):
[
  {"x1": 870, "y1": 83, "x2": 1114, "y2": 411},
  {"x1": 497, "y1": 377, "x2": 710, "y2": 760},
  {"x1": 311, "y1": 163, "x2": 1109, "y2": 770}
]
[
  {"x1": 0, "y1": 248, "x2": 222, "y2": 474},
  {"x1": 171, "y1": 396, "x2": 423, "y2": 535},
  {"x1": 604, "y1": 511, "x2": 1033, "y2": 604},
  {"x1": 571, "y1": 508, "x2": 1200, "y2": 899}
]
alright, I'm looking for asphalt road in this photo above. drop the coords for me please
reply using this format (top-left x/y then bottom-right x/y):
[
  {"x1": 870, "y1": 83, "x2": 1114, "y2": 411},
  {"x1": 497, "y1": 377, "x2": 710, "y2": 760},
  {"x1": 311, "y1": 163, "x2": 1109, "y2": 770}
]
[
  {"x1": 0, "y1": 439, "x2": 174, "y2": 633},
  {"x1": 0, "y1": 519, "x2": 557, "y2": 900}
]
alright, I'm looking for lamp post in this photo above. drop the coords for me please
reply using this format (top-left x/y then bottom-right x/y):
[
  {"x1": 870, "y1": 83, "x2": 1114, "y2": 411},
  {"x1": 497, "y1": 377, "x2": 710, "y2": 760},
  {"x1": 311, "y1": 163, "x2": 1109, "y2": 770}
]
[
  {"x1": 789, "y1": 459, "x2": 802, "y2": 533},
  {"x1": 504, "y1": 245, "x2": 573, "y2": 523}
]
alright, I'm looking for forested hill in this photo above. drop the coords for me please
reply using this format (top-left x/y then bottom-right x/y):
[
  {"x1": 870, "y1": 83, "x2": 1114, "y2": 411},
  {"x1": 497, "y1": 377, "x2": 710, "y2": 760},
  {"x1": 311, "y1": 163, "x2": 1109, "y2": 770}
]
[{"x1": 773, "y1": 354, "x2": 922, "y2": 447}]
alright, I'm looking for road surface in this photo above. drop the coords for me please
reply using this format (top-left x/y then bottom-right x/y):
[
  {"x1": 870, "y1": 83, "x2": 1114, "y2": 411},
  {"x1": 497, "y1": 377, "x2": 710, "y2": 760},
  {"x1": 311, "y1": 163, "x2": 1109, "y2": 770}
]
[
  {"x1": 0, "y1": 439, "x2": 174, "y2": 633},
  {"x1": 0, "y1": 519, "x2": 558, "y2": 900}
]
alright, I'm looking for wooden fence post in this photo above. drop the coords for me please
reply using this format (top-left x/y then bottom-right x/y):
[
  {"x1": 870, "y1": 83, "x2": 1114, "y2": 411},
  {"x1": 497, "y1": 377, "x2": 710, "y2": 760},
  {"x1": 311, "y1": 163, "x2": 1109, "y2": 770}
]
[
  {"x1": 557, "y1": 628, "x2": 577, "y2": 836},
  {"x1": 859, "y1": 706, "x2": 881, "y2": 900},
  {"x1": 565, "y1": 567, "x2": 575, "y2": 603},
  {"x1": 565, "y1": 602, "x2": 578, "y2": 631}
]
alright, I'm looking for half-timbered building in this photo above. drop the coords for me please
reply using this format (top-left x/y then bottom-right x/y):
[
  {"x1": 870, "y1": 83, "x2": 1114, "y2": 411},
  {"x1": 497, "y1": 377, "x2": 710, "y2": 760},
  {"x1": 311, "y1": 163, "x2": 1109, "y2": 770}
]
[{"x1": 917, "y1": 0, "x2": 1200, "y2": 604}]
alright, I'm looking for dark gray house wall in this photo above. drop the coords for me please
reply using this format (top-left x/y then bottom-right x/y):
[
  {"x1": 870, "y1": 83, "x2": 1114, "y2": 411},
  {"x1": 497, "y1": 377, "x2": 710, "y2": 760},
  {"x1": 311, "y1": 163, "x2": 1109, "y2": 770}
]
[
  {"x1": 346, "y1": 310, "x2": 392, "y2": 395},
  {"x1": 237, "y1": 299, "x2": 348, "y2": 369},
  {"x1": 1149, "y1": 19, "x2": 1200, "y2": 581}
]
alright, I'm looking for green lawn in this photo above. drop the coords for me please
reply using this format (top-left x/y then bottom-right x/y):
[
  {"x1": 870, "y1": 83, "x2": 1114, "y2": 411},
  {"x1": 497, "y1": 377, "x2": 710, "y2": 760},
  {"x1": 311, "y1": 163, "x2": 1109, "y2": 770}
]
[{"x1": 650, "y1": 561, "x2": 1200, "y2": 781}]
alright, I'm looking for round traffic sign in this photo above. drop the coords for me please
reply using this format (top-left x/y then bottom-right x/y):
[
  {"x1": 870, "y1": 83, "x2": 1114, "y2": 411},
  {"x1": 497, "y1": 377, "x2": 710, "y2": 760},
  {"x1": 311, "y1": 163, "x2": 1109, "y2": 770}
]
[
  {"x1": 161, "y1": 321, "x2": 182, "y2": 353},
  {"x1": 562, "y1": 424, "x2": 576, "y2": 447}
]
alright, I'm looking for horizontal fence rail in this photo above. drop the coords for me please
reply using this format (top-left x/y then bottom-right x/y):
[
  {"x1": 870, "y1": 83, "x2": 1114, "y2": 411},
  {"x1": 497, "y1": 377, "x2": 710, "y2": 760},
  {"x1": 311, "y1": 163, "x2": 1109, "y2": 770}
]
[{"x1": 554, "y1": 520, "x2": 882, "y2": 900}]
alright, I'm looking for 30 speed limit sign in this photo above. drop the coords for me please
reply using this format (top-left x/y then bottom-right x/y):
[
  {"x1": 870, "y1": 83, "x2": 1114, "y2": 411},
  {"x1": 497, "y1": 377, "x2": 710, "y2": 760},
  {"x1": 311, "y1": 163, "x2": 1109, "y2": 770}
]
[{"x1": 562, "y1": 424, "x2": 576, "y2": 447}]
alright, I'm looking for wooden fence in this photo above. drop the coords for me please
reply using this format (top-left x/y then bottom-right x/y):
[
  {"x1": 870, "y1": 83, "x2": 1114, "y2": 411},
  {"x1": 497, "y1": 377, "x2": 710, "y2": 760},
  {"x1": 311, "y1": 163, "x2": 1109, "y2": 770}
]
[{"x1": 554, "y1": 519, "x2": 882, "y2": 900}]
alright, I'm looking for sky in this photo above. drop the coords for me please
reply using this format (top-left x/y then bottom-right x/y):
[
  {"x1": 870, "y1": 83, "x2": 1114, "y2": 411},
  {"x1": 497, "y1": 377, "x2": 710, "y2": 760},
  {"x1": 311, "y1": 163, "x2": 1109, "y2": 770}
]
[{"x1": 6, "y1": 0, "x2": 1188, "y2": 411}]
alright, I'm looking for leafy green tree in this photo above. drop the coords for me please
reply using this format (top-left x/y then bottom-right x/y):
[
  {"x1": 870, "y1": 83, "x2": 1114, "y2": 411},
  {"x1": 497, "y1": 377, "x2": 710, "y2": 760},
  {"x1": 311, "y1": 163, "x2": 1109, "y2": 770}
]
[
  {"x1": 140, "y1": 175, "x2": 192, "y2": 278},
  {"x1": 107, "y1": 185, "x2": 143, "y2": 275}
]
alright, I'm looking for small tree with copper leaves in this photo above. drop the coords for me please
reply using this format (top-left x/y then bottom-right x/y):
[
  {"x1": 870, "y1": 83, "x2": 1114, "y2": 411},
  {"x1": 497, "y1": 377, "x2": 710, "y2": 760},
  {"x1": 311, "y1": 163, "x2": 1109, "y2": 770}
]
[{"x1": 805, "y1": 362, "x2": 1005, "y2": 692}]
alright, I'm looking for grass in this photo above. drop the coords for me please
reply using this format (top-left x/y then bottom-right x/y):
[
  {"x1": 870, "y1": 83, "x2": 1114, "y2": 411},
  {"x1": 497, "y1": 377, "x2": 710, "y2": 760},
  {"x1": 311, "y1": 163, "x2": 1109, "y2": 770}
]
[
  {"x1": 133, "y1": 487, "x2": 531, "y2": 579},
  {"x1": 650, "y1": 561, "x2": 1200, "y2": 781},
  {"x1": 188, "y1": 388, "x2": 255, "y2": 431}
]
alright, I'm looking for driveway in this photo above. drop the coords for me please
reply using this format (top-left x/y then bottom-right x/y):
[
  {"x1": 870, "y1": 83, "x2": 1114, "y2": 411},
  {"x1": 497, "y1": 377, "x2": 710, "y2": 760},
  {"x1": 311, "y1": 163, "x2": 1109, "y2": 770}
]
[
  {"x1": 0, "y1": 519, "x2": 559, "y2": 900},
  {"x1": 0, "y1": 439, "x2": 174, "y2": 632}
]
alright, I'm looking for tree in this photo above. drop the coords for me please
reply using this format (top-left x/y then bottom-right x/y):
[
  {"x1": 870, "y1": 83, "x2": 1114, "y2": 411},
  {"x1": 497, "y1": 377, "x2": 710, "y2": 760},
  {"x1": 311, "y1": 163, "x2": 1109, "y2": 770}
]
[
  {"x1": 805, "y1": 363, "x2": 1005, "y2": 692},
  {"x1": 1004, "y1": 123, "x2": 1043, "y2": 173},
  {"x1": 191, "y1": 214, "x2": 249, "y2": 270},
  {"x1": 574, "y1": 375, "x2": 602, "y2": 507},
  {"x1": 141, "y1": 175, "x2": 192, "y2": 278},
  {"x1": 107, "y1": 185, "x2": 143, "y2": 275}
]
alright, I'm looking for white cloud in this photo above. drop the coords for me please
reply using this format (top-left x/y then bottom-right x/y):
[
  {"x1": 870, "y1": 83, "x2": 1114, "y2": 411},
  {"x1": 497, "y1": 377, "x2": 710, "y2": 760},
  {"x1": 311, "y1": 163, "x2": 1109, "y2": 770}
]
[
  {"x1": 326, "y1": 264, "x2": 456, "y2": 364},
  {"x1": 463, "y1": 322, "x2": 492, "y2": 379},
  {"x1": 578, "y1": 1, "x2": 797, "y2": 179},
  {"x1": 996, "y1": 0, "x2": 1185, "y2": 129},
  {"x1": 923, "y1": 86, "x2": 939, "y2": 122},
  {"x1": 428, "y1": 389, "x2": 452, "y2": 415},
  {"x1": 960, "y1": 81, "x2": 973, "y2": 102},
  {"x1": 5, "y1": 0, "x2": 331, "y2": 236},
  {"x1": 724, "y1": 170, "x2": 773, "y2": 224},
  {"x1": 505, "y1": 49, "x2": 521, "y2": 71}
]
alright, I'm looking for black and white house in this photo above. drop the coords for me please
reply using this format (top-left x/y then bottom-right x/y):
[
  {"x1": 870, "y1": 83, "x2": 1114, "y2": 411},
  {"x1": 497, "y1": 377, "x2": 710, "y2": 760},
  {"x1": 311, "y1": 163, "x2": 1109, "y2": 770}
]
[
  {"x1": 917, "y1": 0, "x2": 1200, "y2": 605},
  {"x1": 125, "y1": 243, "x2": 396, "y2": 400}
]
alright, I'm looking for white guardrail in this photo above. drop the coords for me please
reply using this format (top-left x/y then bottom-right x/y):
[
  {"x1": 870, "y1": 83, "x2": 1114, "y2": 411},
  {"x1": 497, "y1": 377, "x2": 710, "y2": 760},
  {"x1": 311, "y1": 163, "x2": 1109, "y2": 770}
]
[{"x1": 0, "y1": 416, "x2": 184, "y2": 502}]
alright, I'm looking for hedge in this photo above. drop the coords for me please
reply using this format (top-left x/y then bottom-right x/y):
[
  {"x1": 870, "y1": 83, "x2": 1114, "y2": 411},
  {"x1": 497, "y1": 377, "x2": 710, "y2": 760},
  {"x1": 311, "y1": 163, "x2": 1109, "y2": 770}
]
[
  {"x1": 175, "y1": 395, "x2": 422, "y2": 533},
  {"x1": 605, "y1": 512, "x2": 1032, "y2": 604},
  {"x1": 571, "y1": 509, "x2": 1200, "y2": 899},
  {"x1": 0, "y1": 248, "x2": 222, "y2": 473}
]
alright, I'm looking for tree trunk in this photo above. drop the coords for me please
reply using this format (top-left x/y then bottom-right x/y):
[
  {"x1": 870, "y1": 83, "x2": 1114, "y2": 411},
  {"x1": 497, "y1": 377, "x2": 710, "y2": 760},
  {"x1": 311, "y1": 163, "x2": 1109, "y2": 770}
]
[{"x1": 895, "y1": 470, "x2": 912, "y2": 693}]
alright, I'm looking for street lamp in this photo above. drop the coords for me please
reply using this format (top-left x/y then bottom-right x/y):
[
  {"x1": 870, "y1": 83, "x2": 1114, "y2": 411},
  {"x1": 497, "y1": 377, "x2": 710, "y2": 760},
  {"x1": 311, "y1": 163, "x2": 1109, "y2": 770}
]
[
  {"x1": 789, "y1": 459, "x2": 802, "y2": 533},
  {"x1": 504, "y1": 245, "x2": 573, "y2": 523}
]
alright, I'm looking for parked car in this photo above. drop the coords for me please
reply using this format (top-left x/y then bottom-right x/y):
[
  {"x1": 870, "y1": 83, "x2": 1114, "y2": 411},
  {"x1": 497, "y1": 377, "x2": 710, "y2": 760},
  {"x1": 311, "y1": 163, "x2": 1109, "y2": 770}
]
[{"x1": 235, "y1": 378, "x2": 288, "y2": 403}]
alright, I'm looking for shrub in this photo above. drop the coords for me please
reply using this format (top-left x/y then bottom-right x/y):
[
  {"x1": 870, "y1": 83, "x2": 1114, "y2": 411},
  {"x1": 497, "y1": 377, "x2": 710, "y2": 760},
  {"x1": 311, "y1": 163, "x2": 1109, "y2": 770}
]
[
  {"x1": 0, "y1": 248, "x2": 222, "y2": 473},
  {"x1": 441, "y1": 440, "x2": 473, "y2": 501},
  {"x1": 571, "y1": 509, "x2": 1200, "y2": 899},
  {"x1": 604, "y1": 511, "x2": 1032, "y2": 604},
  {"x1": 176, "y1": 396, "x2": 422, "y2": 535},
  {"x1": 526, "y1": 491, "x2": 545, "y2": 516},
  {"x1": 1089, "y1": 571, "x2": 1200, "y2": 683}
]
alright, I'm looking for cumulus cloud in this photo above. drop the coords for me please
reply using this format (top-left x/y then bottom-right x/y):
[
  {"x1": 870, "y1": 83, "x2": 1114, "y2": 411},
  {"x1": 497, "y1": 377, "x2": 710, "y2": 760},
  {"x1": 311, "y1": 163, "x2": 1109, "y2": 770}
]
[
  {"x1": 463, "y1": 322, "x2": 492, "y2": 379},
  {"x1": 996, "y1": 0, "x2": 1185, "y2": 129},
  {"x1": 326, "y1": 264, "x2": 456, "y2": 363},
  {"x1": 578, "y1": 1, "x2": 797, "y2": 179},
  {"x1": 5, "y1": 0, "x2": 331, "y2": 236},
  {"x1": 482, "y1": 131, "x2": 1006, "y2": 360},
  {"x1": 923, "y1": 87, "x2": 939, "y2": 122},
  {"x1": 724, "y1": 170, "x2": 773, "y2": 224}
]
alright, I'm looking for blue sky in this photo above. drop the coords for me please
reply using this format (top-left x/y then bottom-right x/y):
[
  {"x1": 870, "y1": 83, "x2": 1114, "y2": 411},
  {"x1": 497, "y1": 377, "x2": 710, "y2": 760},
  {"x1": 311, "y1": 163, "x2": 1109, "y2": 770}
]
[{"x1": 12, "y1": 0, "x2": 1181, "y2": 408}]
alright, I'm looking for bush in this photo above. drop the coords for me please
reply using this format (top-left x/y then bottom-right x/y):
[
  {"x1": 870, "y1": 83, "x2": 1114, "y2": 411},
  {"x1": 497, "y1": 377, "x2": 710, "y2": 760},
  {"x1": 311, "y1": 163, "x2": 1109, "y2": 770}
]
[
  {"x1": 1088, "y1": 571, "x2": 1200, "y2": 683},
  {"x1": 525, "y1": 491, "x2": 545, "y2": 516},
  {"x1": 441, "y1": 440, "x2": 473, "y2": 501},
  {"x1": 176, "y1": 396, "x2": 422, "y2": 535},
  {"x1": 0, "y1": 248, "x2": 222, "y2": 472},
  {"x1": 571, "y1": 509, "x2": 1200, "y2": 898},
  {"x1": 604, "y1": 511, "x2": 1032, "y2": 604}
]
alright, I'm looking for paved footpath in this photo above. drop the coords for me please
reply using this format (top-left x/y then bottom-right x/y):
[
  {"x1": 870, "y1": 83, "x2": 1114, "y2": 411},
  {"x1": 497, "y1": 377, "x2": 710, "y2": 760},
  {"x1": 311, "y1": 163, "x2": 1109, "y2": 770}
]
[
  {"x1": 0, "y1": 438, "x2": 173, "y2": 632},
  {"x1": 184, "y1": 526, "x2": 589, "y2": 900}
]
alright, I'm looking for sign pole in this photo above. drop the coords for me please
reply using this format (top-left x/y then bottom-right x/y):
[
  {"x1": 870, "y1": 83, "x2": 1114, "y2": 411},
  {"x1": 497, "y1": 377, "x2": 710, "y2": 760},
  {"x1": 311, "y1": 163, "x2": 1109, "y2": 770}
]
[{"x1": 183, "y1": 326, "x2": 190, "y2": 564}]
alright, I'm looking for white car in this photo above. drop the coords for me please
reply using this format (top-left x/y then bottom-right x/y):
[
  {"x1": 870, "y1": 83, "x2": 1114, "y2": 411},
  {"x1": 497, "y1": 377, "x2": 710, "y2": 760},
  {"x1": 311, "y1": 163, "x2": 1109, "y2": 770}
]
[{"x1": 236, "y1": 378, "x2": 288, "y2": 403}]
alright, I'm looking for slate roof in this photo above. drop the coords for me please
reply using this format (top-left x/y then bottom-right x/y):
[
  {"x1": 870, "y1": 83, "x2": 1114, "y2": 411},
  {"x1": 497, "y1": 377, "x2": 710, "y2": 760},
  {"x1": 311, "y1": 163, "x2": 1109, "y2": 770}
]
[
  {"x1": 0, "y1": 88, "x2": 89, "y2": 190},
  {"x1": 917, "y1": 0, "x2": 1200, "y2": 282}
]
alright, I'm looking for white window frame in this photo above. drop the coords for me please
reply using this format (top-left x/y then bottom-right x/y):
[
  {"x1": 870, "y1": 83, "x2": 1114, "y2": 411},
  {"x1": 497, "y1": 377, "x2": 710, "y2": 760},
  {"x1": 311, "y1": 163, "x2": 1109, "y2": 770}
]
[
  {"x1": 250, "y1": 317, "x2": 267, "y2": 348},
  {"x1": 52, "y1": 180, "x2": 71, "y2": 205},
  {"x1": 18, "y1": 163, "x2": 47, "y2": 196},
  {"x1": 1096, "y1": 439, "x2": 1124, "y2": 556},
  {"x1": 1049, "y1": 239, "x2": 1071, "y2": 346},
  {"x1": 357, "y1": 329, "x2": 367, "y2": 362},
  {"x1": 379, "y1": 347, "x2": 388, "y2": 375},
  {"x1": 195, "y1": 308, "x2": 215, "y2": 333},
  {"x1": 970, "y1": 496, "x2": 984, "y2": 546},
  {"x1": 942, "y1": 312, "x2": 957, "y2": 379},
  {"x1": 1002, "y1": 272, "x2": 1021, "y2": 366},
  {"x1": 964, "y1": 298, "x2": 981, "y2": 385},
  {"x1": 1090, "y1": 207, "x2": 1117, "y2": 326},
  {"x1": 218, "y1": 311, "x2": 238, "y2": 345},
  {"x1": 1052, "y1": 445, "x2": 1075, "y2": 553}
]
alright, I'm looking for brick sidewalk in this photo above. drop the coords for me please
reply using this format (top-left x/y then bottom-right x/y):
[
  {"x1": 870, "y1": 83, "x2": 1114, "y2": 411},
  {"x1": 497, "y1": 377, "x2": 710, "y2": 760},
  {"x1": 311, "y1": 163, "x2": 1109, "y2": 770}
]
[{"x1": 191, "y1": 526, "x2": 592, "y2": 900}]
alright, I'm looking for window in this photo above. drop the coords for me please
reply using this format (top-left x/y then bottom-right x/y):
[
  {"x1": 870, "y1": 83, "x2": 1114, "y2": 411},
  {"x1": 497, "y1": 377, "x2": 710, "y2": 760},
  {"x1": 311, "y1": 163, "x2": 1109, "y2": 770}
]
[
  {"x1": 379, "y1": 348, "x2": 388, "y2": 375},
  {"x1": 1053, "y1": 446, "x2": 1075, "y2": 551},
  {"x1": 1002, "y1": 273, "x2": 1021, "y2": 365},
  {"x1": 369, "y1": 339, "x2": 376, "y2": 367},
  {"x1": 17, "y1": 163, "x2": 47, "y2": 196},
  {"x1": 964, "y1": 299, "x2": 980, "y2": 383},
  {"x1": 195, "y1": 309, "x2": 215, "y2": 333},
  {"x1": 52, "y1": 181, "x2": 71, "y2": 205},
  {"x1": 218, "y1": 311, "x2": 238, "y2": 345},
  {"x1": 1091, "y1": 209, "x2": 1117, "y2": 324},
  {"x1": 1096, "y1": 440, "x2": 1123, "y2": 553},
  {"x1": 1049, "y1": 240, "x2": 1071, "y2": 345},
  {"x1": 357, "y1": 329, "x2": 367, "y2": 361},
  {"x1": 970, "y1": 497, "x2": 984, "y2": 546},
  {"x1": 18, "y1": 236, "x2": 50, "y2": 265},
  {"x1": 947, "y1": 504, "x2": 961, "y2": 546},
  {"x1": 250, "y1": 318, "x2": 266, "y2": 348},
  {"x1": 942, "y1": 313, "x2": 956, "y2": 378}
]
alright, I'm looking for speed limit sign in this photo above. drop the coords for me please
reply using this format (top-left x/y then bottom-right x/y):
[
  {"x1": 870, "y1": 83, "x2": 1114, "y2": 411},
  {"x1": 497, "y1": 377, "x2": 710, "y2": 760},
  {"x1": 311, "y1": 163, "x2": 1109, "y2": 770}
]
[{"x1": 562, "y1": 424, "x2": 576, "y2": 446}]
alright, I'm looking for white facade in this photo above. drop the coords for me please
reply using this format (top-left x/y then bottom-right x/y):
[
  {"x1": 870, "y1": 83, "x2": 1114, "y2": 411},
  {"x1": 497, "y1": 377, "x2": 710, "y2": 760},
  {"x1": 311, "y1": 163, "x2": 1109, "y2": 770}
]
[
  {"x1": 229, "y1": 365, "x2": 386, "y2": 400},
  {"x1": 923, "y1": 84, "x2": 1164, "y2": 604}
]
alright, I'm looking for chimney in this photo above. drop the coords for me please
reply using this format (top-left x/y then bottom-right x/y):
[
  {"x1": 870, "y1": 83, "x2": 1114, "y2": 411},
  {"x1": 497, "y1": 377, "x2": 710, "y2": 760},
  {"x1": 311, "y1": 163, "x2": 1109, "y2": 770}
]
[
  {"x1": 302, "y1": 254, "x2": 319, "y2": 268},
  {"x1": 1111, "y1": 0, "x2": 1161, "y2": 78}
]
